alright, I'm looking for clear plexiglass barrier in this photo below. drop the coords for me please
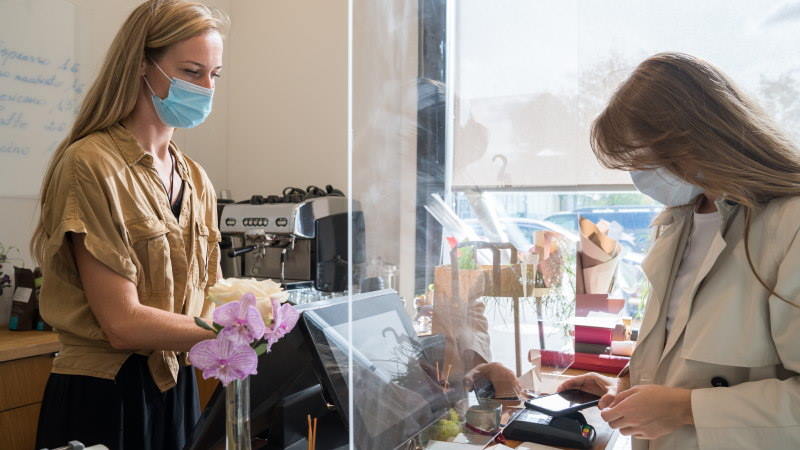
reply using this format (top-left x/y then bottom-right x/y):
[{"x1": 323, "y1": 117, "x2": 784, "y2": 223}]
[
  {"x1": 344, "y1": 2, "x2": 628, "y2": 449},
  {"x1": 340, "y1": 0, "x2": 800, "y2": 448}
]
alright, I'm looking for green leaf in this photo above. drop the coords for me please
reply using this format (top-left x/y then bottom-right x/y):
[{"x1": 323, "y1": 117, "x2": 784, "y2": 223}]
[
  {"x1": 458, "y1": 246, "x2": 477, "y2": 270},
  {"x1": 194, "y1": 317, "x2": 216, "y2": 333},
  {"x1": 212, "y1": 322, "x2": 224, "y2": 333},
  {"x1": 253, "y1": 342, "x2": 268, "y2": 356}
]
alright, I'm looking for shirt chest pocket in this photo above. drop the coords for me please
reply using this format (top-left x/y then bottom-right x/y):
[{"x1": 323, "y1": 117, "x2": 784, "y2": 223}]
[
  {"x1": 680, "y1": 272, "x2": 781, "y2": 369},
  {"x1": 127, "y1": 217, "x2": 171, "y2": 294},
  {"x1": 681, "y1": 309, "x2": 780, "y2": 369}
]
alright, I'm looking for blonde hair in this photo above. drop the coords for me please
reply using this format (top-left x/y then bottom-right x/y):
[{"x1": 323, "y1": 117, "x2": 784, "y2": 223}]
[
  {"x1": 30, "y1": 0, "x2": 228, "y2": 265},
  {"x1": 592, "y1": 52, "x2": 800, "y2": 305}
]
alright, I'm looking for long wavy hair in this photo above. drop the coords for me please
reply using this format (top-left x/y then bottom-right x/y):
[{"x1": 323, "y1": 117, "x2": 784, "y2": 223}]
[
  {"x1": 591, "y1": 52, "x2": 800, "y2": 305},
  {"x1": 30, "y1": 0, "x2": 228, "y2": 265}
]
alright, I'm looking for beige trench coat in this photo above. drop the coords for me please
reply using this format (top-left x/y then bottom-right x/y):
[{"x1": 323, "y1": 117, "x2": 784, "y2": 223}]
[{"x1": 629, "y1": 197, "x2": 800, "y2": 450}]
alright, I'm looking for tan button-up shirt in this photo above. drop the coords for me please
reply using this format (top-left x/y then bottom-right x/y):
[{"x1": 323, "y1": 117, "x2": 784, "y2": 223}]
[{"x1": 39, "y1": 123, "x2": 221, "y2": 392}]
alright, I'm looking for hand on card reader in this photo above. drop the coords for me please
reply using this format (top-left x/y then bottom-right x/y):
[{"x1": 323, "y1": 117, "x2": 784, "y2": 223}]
[{"x1": 502, "y1": 390, "x2": 599, "y2": 449}]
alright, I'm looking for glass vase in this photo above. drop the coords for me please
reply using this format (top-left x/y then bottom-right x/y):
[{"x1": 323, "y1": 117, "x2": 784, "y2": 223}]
[{"x1": 225, "y1": 377, "x2": 251, "y2": 450}]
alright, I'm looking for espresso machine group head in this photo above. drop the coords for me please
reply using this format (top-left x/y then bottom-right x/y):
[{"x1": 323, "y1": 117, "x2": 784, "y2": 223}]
[{"x1": 219, "y1": 192, "x2": 364, "y2": 293}]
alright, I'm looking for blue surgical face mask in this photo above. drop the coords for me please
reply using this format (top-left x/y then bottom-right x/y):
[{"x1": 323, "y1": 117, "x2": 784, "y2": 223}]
[
  {"x1": 630, "y1": 168, "x2": 704, "y2": 206},
  {"x1": 144, "y1": 60, "x2": 214, "y2": 128}
]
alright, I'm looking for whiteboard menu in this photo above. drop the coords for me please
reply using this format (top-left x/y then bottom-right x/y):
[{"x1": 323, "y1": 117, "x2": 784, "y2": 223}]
[{"x1": 0, "y1": 0, "x2": 82, "y2": 197}]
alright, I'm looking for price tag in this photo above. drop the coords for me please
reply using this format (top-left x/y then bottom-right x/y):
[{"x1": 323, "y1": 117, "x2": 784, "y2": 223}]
[{"x1": 12, "y1": 287, "x2": 33, "y2": 304}]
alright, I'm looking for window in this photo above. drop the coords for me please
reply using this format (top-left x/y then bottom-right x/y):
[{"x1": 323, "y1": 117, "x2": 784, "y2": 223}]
[
  {"x1": 452, "y1": 0, "x2": 800, "y2": 189},
  {"x1": 417, "y1": 0, "x2": 800, "y2": 375},
  {"x1": 441, "y1": 0, "x2": 800, "y2": 304},
  {"x1": 350, "y1": 1, "x2": 800, "y2": 446},
  {"x1": 453, "y1": 189, "x2": 660, "y2": 318}
]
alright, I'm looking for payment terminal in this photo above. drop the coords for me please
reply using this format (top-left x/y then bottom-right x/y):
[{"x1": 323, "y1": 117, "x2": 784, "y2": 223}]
[
  {"x1": 503, "y1": 408, "x2": 596, "y2": 449},
  {"x1": 502, "y1": 390, "x2": 598, "y2": 449}
]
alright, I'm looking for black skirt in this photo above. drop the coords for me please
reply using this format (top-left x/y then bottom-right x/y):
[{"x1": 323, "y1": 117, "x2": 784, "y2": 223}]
[{"x1": 36, "y1": 354, "x2": 200, "y2": 450}]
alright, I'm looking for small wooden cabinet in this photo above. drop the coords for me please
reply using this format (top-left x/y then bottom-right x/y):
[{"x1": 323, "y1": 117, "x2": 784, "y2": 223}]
[
  {"x1": 0, "y1": 331, "x2": 223, "y2": 450},
  {"x1": 0, "y1": 330, "x2": 59, "y2": 450}
]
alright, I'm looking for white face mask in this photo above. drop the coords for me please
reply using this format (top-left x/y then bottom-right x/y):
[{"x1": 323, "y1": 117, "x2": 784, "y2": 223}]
[{"x1": 630, "y1": 168, "x2": 704, "y2": 206}]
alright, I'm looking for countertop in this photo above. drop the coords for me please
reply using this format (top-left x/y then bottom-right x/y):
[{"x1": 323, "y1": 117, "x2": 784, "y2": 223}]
[{"x1": 0, "y1": 329, "x2": 60, "y2": 362}]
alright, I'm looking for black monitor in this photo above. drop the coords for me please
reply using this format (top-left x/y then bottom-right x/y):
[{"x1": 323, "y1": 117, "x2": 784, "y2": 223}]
[
  {"x1": 303, "y1": 290, "x2": 448, "y2": 449},
  {"x1": 186, "y1": 290, "x2": 446, "y2": 450}
]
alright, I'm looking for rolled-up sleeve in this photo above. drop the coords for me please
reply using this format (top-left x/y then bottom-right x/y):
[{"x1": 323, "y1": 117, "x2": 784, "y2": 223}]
[
  {"x1": 691, "y1": 226, "x2": 800, "y2": 449},
  {"x1": 43, "y1": 151, "x2": 136, "y2": 286}
]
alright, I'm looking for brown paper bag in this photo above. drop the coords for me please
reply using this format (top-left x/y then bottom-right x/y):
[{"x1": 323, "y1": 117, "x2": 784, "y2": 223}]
[{"x1": 432, "y1": 265, "x2": 492, "y2": 380}]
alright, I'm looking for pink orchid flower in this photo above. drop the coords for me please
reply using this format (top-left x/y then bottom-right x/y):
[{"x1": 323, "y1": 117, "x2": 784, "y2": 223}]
[
  {"x1": 189, "y1": 337, "x2": 258, "y2": 386},
  {"x1": 263, "y1": 297, "x2": 300, "y2": 351},
  {"x1": 214, "y1": 293, "x2": 267, "y2": 346}
]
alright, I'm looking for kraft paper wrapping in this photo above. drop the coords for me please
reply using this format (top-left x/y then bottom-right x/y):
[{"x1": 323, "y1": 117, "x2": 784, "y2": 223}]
[
  {"x1": 576, "y1": 293, "x2": 625, "y2": 316},
  {"x1": 533, "y1": 231, "x2": 565, "y2": 289},
  {"x1": 576, "y1": 218, "x2": 621, "y2": 295}
]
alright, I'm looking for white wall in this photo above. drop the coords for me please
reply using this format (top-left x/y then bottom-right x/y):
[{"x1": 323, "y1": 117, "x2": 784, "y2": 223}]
[
  {"x1": 225, "y1": 0, "x2": 419, "y2": 299},
  {"x1": 224, "y1": 0, "x2": 348, "y2": 200},
  {"x1": 222, "y1": 1, "x2": 419, "y2": 300}
]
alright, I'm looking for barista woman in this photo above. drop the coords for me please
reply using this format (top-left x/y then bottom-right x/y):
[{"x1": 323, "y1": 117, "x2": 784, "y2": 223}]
[
  {"x1": 558, "y1": 53, "x2": 800, "y2": 449},
  {"x1": 32, "y1": 1, "x2": 226, "y2": 448}
]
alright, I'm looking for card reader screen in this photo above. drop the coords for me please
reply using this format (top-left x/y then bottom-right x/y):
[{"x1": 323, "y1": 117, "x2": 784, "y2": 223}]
[{"x1": 529, "y1": 390, "x2": 600, "y2": 413}]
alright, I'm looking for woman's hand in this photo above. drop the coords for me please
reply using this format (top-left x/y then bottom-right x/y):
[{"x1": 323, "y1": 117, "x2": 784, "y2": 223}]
[
  {"x1": 557, "y1": 372, "x2": 624, "y2": 408},
  {"x1": 464, "y1": 362, "x2": 522, "y2": 398},
  {"x1": 600, "y1": 384, "x2": 693, "y2": 439}
]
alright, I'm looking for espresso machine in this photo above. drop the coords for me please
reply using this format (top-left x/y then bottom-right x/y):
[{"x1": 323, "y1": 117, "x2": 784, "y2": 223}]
[{"x1": 218, "y1": 186, "x2": 364, "y2": 295}]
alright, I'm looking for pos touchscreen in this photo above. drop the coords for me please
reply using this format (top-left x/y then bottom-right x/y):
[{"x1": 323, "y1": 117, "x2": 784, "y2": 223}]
[{"x1": 303, "y1": 290, "x2": 448, "y2": 450}]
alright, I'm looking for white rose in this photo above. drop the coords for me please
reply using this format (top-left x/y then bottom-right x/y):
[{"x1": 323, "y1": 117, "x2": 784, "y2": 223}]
[{"x1": 207, "y1": 278, "x2": 288, "y2": 324}]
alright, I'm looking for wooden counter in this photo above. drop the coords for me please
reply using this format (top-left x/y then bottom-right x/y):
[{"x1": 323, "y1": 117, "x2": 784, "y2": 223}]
[
  {"x1": 0, "y1": 329, "x2": 60, "y2": 362},
  {"x1": 0, "y1": 329, "x2": 59, "y2": 450}
]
